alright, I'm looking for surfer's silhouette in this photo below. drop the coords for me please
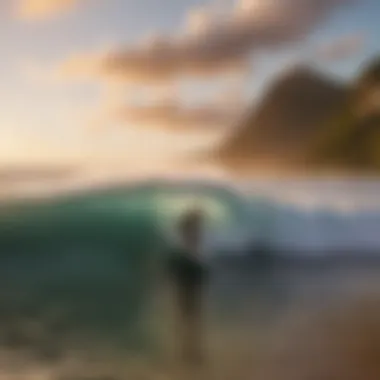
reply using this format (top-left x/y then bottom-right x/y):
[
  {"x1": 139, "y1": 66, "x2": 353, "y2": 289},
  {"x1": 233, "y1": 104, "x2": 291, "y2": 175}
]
[{"x1": 167, "y1": 207, "x2": 208, "y2": 365}]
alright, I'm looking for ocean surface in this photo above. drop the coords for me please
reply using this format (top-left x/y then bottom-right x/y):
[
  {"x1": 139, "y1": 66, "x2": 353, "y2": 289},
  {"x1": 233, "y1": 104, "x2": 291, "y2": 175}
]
[{"x1": 0, "y1": 180, "x2": 380, "y2": 379}]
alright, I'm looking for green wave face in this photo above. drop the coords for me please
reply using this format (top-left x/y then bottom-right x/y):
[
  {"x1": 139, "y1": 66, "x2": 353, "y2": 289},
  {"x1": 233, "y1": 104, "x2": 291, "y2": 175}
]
[
  {"x1": 0, "y1": 182, "x2": 251, "y2": 352},
  {"x1": 0, "y1": 192, "x2": 161, "y2": 350}
]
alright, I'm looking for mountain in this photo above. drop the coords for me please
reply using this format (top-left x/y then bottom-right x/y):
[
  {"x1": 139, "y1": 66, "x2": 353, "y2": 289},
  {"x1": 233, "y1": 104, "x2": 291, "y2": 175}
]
[
  {"x1": 309, "y1": 56, "x2": 380, "y2": 173},
  {"x1": 214, "y1": 65, "x2": 348, "y2": 172}
]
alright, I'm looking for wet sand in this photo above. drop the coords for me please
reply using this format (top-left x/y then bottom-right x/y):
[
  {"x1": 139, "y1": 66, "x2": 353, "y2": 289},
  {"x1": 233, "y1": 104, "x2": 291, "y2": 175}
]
[{"x1": 1, "y1": 259, "x2": 380, "y2": 379}]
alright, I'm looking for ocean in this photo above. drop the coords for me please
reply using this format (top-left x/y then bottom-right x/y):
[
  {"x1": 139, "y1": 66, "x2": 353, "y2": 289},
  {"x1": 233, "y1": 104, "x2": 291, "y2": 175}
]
[{"x1": 0, "y1": 180, "x2": 380, "y2": 379}]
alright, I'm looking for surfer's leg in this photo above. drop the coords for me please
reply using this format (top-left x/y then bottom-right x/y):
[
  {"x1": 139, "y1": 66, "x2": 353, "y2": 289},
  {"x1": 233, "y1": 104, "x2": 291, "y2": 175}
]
[{"x1": 184, "y1": 287, "x2": 204, "y2": 366}]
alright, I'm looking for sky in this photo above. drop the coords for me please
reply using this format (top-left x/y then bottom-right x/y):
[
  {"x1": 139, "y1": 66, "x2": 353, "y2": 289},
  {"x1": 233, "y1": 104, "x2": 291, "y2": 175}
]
[{"x1": 0, "y1": 0, "x2": 379, "y2": 193}]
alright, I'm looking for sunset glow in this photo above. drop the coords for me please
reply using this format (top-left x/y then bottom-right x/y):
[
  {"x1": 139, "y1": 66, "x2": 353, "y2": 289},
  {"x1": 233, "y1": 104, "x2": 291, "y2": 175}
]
[{"x1": 0, "y1": 0, "x2": 379, "y2": 198}]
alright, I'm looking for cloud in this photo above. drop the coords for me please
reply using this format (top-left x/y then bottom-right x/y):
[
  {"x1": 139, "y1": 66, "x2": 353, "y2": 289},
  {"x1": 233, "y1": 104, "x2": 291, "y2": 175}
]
[
  {"x1": 59, "y1": 0, "x2": 354, "y2": 84},
  {"x1": 318, "y1": 33, "x2": 365, "y2": 62},
  {"x1": 86, "y1": 76, "x2": 246, "y2": 131},
  {"x1": 0, "y1": 165, "x2": 78, "y2": 182},
  {"x1": 113, "y1": 98, "x2": 243, "y2": 130},
  {"x1": 15, "y1": 0, "x2": 81, "y2": 20}
]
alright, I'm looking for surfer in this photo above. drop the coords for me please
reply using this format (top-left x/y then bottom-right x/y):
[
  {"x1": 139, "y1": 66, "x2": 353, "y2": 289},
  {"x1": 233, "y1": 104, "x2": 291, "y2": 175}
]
[{"x1": 167, "y1": 207, "x2": 209, "y2": 365}]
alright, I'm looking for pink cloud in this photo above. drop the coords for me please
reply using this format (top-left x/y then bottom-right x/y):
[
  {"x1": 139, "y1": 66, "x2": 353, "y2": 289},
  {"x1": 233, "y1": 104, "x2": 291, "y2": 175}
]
[
  {"x1": 113, "y1": 97, "x2": 243, "y2": 130},
  {"x1": 318, "y1": 33, "x2": 366, "y2": 62},
  {"x1": 59, "y1": 0, "x2": 354, "y2": 84},
  {"x1": 16, "y1": 0, "x2": 82, "y2": 20}
]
